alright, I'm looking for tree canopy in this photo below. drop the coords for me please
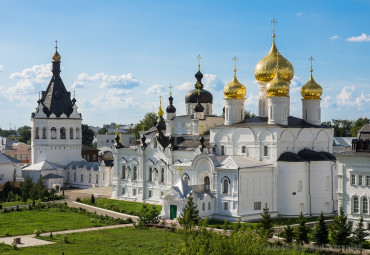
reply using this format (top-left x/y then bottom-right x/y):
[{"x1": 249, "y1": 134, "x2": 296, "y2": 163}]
[
  {"x1": 322, "y1": 118, "x2": 369, "y2": 137},
  {"x1": 82, "y1": 124, "x2": 95, "y2": 147},
  {"x1": 17, "y1": 125, "x2": 31, "y2": 144},
  {"x1": 98, "y1": 127, "x2": 108, "y2": 135},
  {"x1": 132, "y1": 112, "x2": 157, "y2": 139}
]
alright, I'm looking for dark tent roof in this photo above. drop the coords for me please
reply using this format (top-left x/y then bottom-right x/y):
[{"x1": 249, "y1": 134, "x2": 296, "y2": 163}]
[
  {"x1": 320, "y1": 151, "x2": 336, "y2": 161},
  {"x1": 278, "y1": 152, "x2": 305, "y2": 162}
]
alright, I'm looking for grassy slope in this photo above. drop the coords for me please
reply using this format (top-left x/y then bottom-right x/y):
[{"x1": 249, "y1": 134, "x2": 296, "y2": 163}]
[
  {"x1": 0, "y1": 227, "x2": 181, "y2": 255},
  {"x1": 0, "y1": 208, "x2": 116, "y2": 237},
  {"x1": 82, "y1": 198, "x2": 162, "y2": 216}
]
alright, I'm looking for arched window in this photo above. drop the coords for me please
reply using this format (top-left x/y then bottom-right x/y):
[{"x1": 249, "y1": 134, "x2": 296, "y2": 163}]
[
  {"x1": 208, "y1": 201, "x2": 211, "y2": 210},
  {"x1": 80, "y1": 174, "x2": 83, "y2": 183},
  {"x1": 42, "y1": 127, "x2": 47, "y2": 139},
  {"x1": 51, "y1": 127, "x2": 57, "y2": 139},
  {"x1": 221, "y1": 145, "x2": 225, "y2": 155},
  {"x1": 354, "y1": 196, "x2": 359, "y2": 213},
  {"x1": 122, "y1": 165, "x2": 126, "y2": 179},
  {"x1": 160, "y1": 168, "x2": 165, "y2": 183},
  {"x1": 204, "y1": 176, "x2": 210, "y2": 191},
  {"x1": 202, "y1": 202, "x2": 205, "y2": 211},
  {"x1": 70, "y1": 128, "x2": 74, "y2": 139},
  {"x1": 76, "y1": 128, "x2": 80, "y2": 139},
  {"x1": 263, "y1": 146, "x2": 268, "y2": 156},
  {"x1": 60, "y1": 127, "x2": 66, "y2": 139},
  {"x1": 148, "y1": 167, "x2": 153, "y2": 181},
  {"x1": 241, "y1": 146, "x2": 246, "y2": 154},
  {"x1": 222, "y1": 177, "x2": 230, "y2": 194},
  {"x1": 363, "y1": 197, "x2": 368, "y2": 214},
  {"x1": 88, "y1": 173, "x2": 91, "y2": 183},
  {"x1": 298, "y1": 180, "x2": 302, "y2": 192},
  {"x1": 133, "y1": 166, "x2": 137, "y2": 180},
  {"x1": 35, "y1": 127, "x2": 40, "y2": 139},
  {"x1": 74, "y1": 172, "x2": 76, "y2": 182},
  {"x1": 182, "y1": 174, "x2": 190, "y2": 184}
]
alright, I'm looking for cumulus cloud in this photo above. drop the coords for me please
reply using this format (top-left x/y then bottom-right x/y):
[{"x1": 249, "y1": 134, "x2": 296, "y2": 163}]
[
  {"x1": 88, "y1": 89, "x2": 137, "y2": 110},
  {"x1": 176, "y1": 81, "x2": 193, "y2": 91},
  {"x1": 322, "y1": 96, "x2": 333, "y2": 108},
  {"x1": 336, "y1": 85, "x2": 370, "y2": 107},
  {"x1": 0, "y1": 65, "x2": 3, "y2": 72},
  {"x1": 202, "y1": 74, "x2": 224, "y2": 91},
  {"x1": 71, "y1": 81, "x2": 85, "y2": 89},
  {"x1": 145, "y1": 84, "x2": 164, "y2": 94},
  {"x1": 75, "y1": 72, "x2": 140, "y2": 88},
  {"x1": 245, "y1": 92, "x2": 258, "y2": 106},
  {"x1": 330, "y1": 35, "x2": 339, "y2": 42},
  {"x1": 5, "y1": 63, "x2": 52, "y2": 105},
  {"x1": 347, "y1": 33, "x2": 370, "y2": 42}
]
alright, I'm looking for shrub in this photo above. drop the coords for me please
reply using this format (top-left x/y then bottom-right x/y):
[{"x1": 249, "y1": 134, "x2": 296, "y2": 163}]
[
  {"x1": 34, "y1": 228, "x2": 43, "y2": 237},
  {"x1": 3, "y1": 231, "x2": 10, "y2": 237},
  {"x1": 63, "y1": 234, "x2": 69, "y2": 243},
  {"x1": 127, "y1": 218, "x2": 133, "y2": 223},
  {"x1": 11, "y1": 241, "x2": 18, "y2": 250}
]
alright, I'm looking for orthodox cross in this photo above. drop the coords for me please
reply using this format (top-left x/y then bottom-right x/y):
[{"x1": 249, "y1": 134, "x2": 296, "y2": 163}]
[
  {"x1": 271, "y1": 18, "x2": 277, "y2": 37},
  {"x1": 233, "y1": 56, "x2": 238, "y2": 75},
  {"x1": 309, "y1": 56, "x2": 314, "y2": 73},
  {"x1": 197, "y1": 54, "x2": 202, "y2": 71},
  {"x1": 178, "y1": 166, "x2": 183, "y2": 176},
  {"x1": 197, "y1": 82, "x2": 201, "y2": 95},
  {"x1": 159, "y1": 95, "x2": 162, "y2": 105},
  {"x1": 55, "y1": 40, "x2": 58, "y2": 50},
  {"x1": 169, "y1": 84, "x2": 173, "y2": 96}
]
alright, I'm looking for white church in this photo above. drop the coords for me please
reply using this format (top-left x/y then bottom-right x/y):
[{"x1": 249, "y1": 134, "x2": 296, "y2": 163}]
[
  {"x1": 112, "y1": 28, "x2": 338, "y2": 221},
  {"x1": 22, "y1": 45, "x2": 112, "y2": 190}
]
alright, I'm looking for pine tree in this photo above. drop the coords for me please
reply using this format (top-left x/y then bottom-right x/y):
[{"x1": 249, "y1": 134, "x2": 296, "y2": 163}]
[
  {"x1": 352, "y1": 216, "x2": 368, "y2": 247},
  {"x1": 178, "y1": 193, "x2": 200, "y2": 231},
  {"x1": 295, "y1": 211, "x2": 310, "y2": 245},
  {"x1": 259, "y1": 203, "x2": 273, "y2": 238},
  {"x1": 282, "y1": 220, "x2": 294, "y2": 244},
  {"x1": 329, "y1": 206, "x2": 352, "y2": 245},
  {"x1": 21, "y1": 175, "x2": 33, "y2": 202},
  {"x1": 312, "y1": 212, "x2": 329, "y2": 245},
  {"x1": 90, "y1": 194, "x2": 95, "y2": 205}
]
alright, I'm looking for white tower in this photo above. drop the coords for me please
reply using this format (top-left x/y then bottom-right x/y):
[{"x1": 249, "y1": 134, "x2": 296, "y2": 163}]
[
  {"x1": 223, "y1": 57, "x2": 246, "y2": 126},
  {"x1": 301, "y1": 57, "x2": 323, "y2": 126},
  {"x1": 31, "y1": 45, "x2": 83, "y2": 166},
  {"x1": 254, "y1": 19, "x2": 294, "y2": 118}
]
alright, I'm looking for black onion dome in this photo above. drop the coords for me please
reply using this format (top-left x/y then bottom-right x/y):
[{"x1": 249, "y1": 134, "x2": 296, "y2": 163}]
[
  {"x1": 72, "y1": 98, "x2": 77, "y2": 104},
  {"x1": 185, "y1": 89, "x2": 213, "y2": 104},
  {"x1": 195, "y1": 70, "x2": 203, "y2": 81},
  {"x1": 194, "y1": 102, "x2": 204, "y2": 112},
  {"x1": 166, "y1": 96, "x2": 176, "y2": 113}
]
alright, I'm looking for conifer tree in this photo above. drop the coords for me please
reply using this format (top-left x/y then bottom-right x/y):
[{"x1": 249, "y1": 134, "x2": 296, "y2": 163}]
[
  {"x1": 282, "y1": 220, "x2": 294, "y2": 244},
  {"x1": 90, "y1": 194, "x2": 95, "y2": 205},
  {"x1": 329, "y1": 206, "x2": 352, "y2": 245},
  {"x1": 178, "y1": 193, "x2": 200, "y2": 231},
  {"x1": 295, "y1": 211, "x2": 310, "y2": 245},
  {"x1": 259, "y1": 203, "x2": 273, "y2": 238},
  {"x1": 312, "y1": 212, "x2": 329, "y2": 245},
  {"x1": 352, "y1": 216, "x2": 368, "y2": 247}
]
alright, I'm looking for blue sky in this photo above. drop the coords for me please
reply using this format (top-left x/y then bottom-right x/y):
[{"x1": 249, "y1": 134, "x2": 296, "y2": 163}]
[{"x1": 0, "y1": 0, "x2": 369, "y2": 129}]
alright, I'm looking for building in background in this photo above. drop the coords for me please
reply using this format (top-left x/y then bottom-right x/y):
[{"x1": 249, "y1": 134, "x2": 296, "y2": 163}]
[
  {"x1": 3, "y1": 142, "x2": 31, "y2": 164},
  {"x1": 0, "y1": 152, "x2": 23, "y2": 184}
]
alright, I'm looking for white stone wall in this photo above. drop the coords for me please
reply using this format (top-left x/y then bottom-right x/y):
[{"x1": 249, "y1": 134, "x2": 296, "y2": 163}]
[
  {"x1": 0, "y1": 162, "x2": 22, "y2": 184},
  {"x1": 224, "y1": 98, "x2": 245, "y2": 126},
  {"x1": 302, "y1": 99, "x2": 321, "y2": 126},
  {"x1": 258, "y1": 82, "x2": 268, "y2": 117},
  {"x1": 268, "y1": 97, "x2": 289, "y2": 126}
]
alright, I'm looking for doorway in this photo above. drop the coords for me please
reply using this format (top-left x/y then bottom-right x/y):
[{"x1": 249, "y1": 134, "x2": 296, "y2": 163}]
[{"x1": 170, "y1": 205, "x2": 177, "y2": 219}]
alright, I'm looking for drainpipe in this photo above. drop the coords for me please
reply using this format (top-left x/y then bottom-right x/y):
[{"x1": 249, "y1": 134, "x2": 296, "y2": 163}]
[{"x1": 308, "y1": 161, "x2": 311, "y2": 216}]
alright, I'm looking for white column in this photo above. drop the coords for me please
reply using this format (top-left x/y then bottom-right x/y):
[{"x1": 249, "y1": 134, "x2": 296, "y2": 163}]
[
  {"x1": 302, "y1": 99, "x2": 321, "y2": 126},
  {"x1": 224, "y1": 98, "x2": 246, "y2": 126},
  {"x1": 258, "y1": 82, "x2": 268, "y2": 117},
  {"x1": 267, "y1": 97, "x2": 289, "y2": 126}
]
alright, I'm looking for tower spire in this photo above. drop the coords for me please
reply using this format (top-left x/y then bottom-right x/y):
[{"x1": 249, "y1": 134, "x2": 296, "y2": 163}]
[
  {"x1": 309, "y1": 56, "x2": 314, "y2": 74},
  {"x1": 169, "y1": 84, "x2": 173, "y2": 97},
  {"x1": 197, "y1": 54, "x2": 202, "y2": 71},
  {"x1": 233, "y1": 56, "x2": 238, "y2": 76},
  {"x1": 271, "y1": 18, "x2": 277, "y2": 40}
]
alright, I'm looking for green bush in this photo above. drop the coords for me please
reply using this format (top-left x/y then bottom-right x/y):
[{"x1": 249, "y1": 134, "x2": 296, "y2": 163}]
[{"x1": 33, "y1": 228, "x2": 43, "y2": 237}]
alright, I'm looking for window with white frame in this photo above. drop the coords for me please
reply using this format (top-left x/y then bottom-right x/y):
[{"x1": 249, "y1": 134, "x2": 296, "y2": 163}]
[
  {"x1": 160, "y1": 191, "x2": 164, "y2": 197},
  {"x1": 359, "y1": 175, "x2": 363, "y2": 186},
  {"x1": 88, "y1": 173, "x2": 91, "y2": 183},
  {"x1": 367, "y1": 176, "x2": 370, "y2": 186},
  {"x1": 298, "y1": 180, "x2": 303, "y2": 192},
  {"x1": 223, "y1": 202, "x2": 228, "y2": 210},
  {"x1": 222, "y1": 177, "x2": 230, "y2": 194},
  {"x1": 254, "y1": 201, "x2": 262, "y2": 211},
  {"x1": 208, "y1": 202, "x2": 211, "y2": 210},
  {"x1": 204, "y1": 176, "x2": 210, "y2": 191},
  {"x1": 133, "y1": 189, "x2": 137, "y2": 196},
  {"x1": 241, "y1": 146, "x2": 246, "y2": 153},
  {"x1": 122, "y1": 165, "x2": 126, "y2": 179},
  {"x1": 133, "y1": 166, "x2": 137, "y2": 180},
  {"x1": 363, "y1": 197, "x2": 368, "y2": 214},
  {"x1": 148, "y1": 167, "x2": 152, "y2": 181},
  {"x1": 353, "y1": 196, "x2": 359, "y2": 213},
  {"x1": 221, "y1": 145, "x2": 225, "y2": 155},
  {"x1": 148, "y1": 190, "x2": 152, "y2": 198},
  {"x1": 160, "y1": 168, "x2": 165, "y2": 183},
  {"x1": 122, "y1": 187, "x2": 125, "y2": 194},
  {"x1": 263, "y1": 146, "x2": 268, "y2": 156},
  {"x1": 96, "y1": 174, "x2": 99, "y2": 184},
  {"x1": 202, "y1": 202, "x2": 205, "y2": 211},
  {"x1": 80, "y1": 174, "x2": 83, "y2": 182},
  {"x1": 74, "y1": 172, "x2": 76, "y2": 182},
  {"x1": 351, "y1": 174, "x2": 356, "y2": 185}
]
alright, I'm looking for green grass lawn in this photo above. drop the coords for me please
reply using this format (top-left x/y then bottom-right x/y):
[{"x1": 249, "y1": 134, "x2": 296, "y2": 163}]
[
  {"x1": 80, "y1": 198, "x2": 162, "y2": 216},
  {"x1": 0, "y1": 227, "x2": 181, "y2": 255},
  {"x1": 0, "y1": 207, "x2": 120, "y2": 237},
  {"x1": 0, "y1": 199, "x2": 40, "y2": 207}
]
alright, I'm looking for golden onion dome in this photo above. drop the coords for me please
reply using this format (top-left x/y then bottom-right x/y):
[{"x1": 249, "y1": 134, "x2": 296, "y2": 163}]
[
  {"x1": 52, "y1": 50, "x2": 61, "y2": 62},
  {"x1": 301, "y1": 71, "x2": 322, "y2": 100},
  {"x1": 224, "y1": 74, "x2": 246, "y2": 100},
  {"x1": 266, "y1": 68, "x2": 289, "y2": 97},
  {"x1": 254, "y1": 36, "x2": 294, "y2": 82}
]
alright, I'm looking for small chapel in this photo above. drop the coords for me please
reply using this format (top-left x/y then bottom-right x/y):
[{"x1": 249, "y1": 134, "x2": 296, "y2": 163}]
[{"x1": 112, "y1": 25, "x2": 338, "y2": 221}]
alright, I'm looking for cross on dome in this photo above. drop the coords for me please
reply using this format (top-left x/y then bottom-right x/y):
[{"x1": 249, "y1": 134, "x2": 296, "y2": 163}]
[
  {"x1": 233, "y1": 56, "x2": 238, "y2": 75},
  {"x1": 197, "y1": 54, "x2": 202, "y2": 71},
  {"x1": 309, "y1": 56, "x2": 314, "y2": 73},
  {"x1": 271, "y1": 18, "x2": 277, "y2": 38},
  {"x1": 169, "y1": 84, "x2": 173, "y2": 96}
]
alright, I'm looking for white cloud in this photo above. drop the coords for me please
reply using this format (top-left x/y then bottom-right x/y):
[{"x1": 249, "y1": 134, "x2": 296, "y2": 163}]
[
  {"x1": 5, "y1": 63, "x2": 52, "y2": 105},
  {"x1": 89, "y1": 90, "x2": 137, "y2": 110},
  {"x1": 202, "y1": 74, "x2": 224, "y2": 91},
  {"x1": 330, "y1": 35, "x2": 339, "y2": 42},
  {"x1": 322, "y1": 96, "x2": 333, "y2": 108},
  {"x1": 145, "y1": 84, "x2": 164, "y2": 94},
  {"x1": 75, "y1": 72, "x2": 141, "y2": 88},
  {"x1": 347, "y1": 33, "x2": 370, "y2": 42},
  {"x1": 245, "y1": 92, "x2": 258, "y2": 106},
  {"x1": 176, "y1": 81, "x2": 193, "y2": 91},
  {"x1": 71, "y1": 81, "x2": 85, "y2": 89},
  {"x1": 336, "y1": 85, "x2": 370, "y2": 107},
  {"x1": 296, "y1": 12, "x2": 303, "y2": 16},
  {"x1": 0, "y1": 65, "x2": 3, "y2": 72}
]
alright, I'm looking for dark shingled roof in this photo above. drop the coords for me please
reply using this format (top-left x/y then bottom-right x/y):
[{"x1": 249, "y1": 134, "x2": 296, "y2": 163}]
[
  {"x1": 214, "y1": 116, "x2": 330, "y2": 129},
  {"x1": 298, "y1": 149, "x2": 330, "y2": 161},
  {"x1": 278, "y1": 152, "x2": 305, "y2": 162},
  {"x1": 320, "y1": 151, "x2": 336, "y2": 161},
  {"x1": 44, "y1": 173, "x2": 64, "y2": 179}
]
